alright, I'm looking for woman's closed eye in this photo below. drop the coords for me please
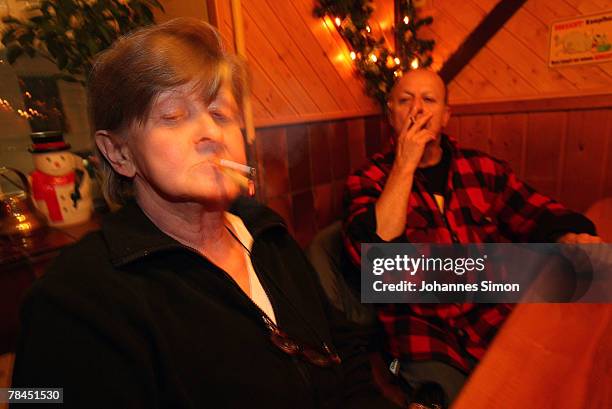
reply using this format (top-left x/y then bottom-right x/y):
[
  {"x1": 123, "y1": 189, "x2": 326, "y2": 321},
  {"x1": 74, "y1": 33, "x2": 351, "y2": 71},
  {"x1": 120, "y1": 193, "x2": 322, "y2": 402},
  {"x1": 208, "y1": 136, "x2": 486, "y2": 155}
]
[
  {"x1": 208, "y1": 105, "x2": 236, "y2": 124},
  {"x1": 161, "y1": 110, "x2": 187, "y2": 122}
]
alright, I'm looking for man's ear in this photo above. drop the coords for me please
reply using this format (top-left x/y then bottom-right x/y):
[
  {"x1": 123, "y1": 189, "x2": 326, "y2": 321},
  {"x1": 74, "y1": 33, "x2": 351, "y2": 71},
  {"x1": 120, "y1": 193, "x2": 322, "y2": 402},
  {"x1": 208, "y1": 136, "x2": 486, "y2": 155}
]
[
  {"x1": 442, "y1": 105, "x2": 451, "y2": 128},
  {"x1": 95, "y1": 130, "x2": 136, "y2": 177}
]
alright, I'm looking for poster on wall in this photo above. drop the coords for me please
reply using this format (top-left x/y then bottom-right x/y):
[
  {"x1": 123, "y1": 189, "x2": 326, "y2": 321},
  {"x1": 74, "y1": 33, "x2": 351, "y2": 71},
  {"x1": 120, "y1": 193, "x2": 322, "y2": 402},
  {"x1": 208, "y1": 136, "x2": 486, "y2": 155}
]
[{"x1": 549, "y1": 11, "x2": 612, "y2": 67}]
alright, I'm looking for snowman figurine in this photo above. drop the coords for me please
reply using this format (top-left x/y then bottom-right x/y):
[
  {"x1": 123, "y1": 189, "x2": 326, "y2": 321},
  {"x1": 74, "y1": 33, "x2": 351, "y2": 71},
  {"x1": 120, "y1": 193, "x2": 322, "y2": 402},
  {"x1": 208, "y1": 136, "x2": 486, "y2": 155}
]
[{"x1": 28, "y1": 131, "x2": 93, "y2": 227}]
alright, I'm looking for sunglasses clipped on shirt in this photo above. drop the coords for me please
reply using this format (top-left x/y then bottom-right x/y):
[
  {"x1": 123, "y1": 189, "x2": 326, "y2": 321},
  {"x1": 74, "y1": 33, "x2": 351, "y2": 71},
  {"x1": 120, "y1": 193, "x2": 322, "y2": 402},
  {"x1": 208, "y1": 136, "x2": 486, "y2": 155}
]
[{"x1": 262, "y1": 315, "x2": 341, "y2": 368}]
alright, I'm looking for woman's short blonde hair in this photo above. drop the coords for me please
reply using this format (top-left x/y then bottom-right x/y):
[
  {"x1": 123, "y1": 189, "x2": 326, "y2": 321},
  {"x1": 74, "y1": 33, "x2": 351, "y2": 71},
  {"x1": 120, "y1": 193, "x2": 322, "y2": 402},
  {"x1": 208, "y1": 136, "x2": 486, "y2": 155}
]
[{"x1": 88, "y1": 18, "x2": 246, "y2": 205}]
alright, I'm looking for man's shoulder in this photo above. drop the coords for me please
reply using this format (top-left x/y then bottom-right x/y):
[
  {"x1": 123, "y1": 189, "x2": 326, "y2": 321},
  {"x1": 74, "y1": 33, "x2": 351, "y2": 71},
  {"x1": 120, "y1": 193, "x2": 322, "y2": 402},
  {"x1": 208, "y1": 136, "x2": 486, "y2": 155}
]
[
  {"x1": 453, "y1": 146, "x2": 511, "y2": 175},
  {"x1": 349, "y1": 151, "x2": 395, "y2": 180}
]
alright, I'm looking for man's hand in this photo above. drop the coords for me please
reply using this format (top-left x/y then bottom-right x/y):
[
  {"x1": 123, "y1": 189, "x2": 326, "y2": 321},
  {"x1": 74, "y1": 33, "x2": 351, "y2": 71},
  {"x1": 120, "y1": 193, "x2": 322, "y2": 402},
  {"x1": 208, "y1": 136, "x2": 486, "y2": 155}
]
[
  {"x1": 394, "y1": 111, "x2": 435, "y2": 175},
  {"x1": 557, "y1": 233, "x2": 603, "y2": 244},
  {"x1": 375, "y1": 111, "x2": 438, "y2": 241}
]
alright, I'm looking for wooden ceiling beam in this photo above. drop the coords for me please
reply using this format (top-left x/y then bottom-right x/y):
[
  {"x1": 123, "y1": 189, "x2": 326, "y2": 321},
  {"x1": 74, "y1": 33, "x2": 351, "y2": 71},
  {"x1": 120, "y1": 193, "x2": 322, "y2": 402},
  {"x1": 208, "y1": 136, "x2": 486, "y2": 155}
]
[{"x1": 439, "y1": 0, "x2": 527, "y2": 83}]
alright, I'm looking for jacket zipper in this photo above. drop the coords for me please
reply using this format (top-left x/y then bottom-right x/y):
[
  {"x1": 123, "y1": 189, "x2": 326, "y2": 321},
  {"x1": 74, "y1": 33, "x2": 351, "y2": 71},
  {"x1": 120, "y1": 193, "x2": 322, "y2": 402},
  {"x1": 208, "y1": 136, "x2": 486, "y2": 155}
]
[{"x1": 180, "y1": 242, "x2": 319, "y2": 399}]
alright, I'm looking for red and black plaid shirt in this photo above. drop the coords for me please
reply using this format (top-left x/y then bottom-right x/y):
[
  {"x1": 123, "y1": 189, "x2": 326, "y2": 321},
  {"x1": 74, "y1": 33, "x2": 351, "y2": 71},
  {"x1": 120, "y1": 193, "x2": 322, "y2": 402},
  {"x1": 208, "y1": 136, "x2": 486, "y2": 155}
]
[{"x1": 343, "y1": 135, "x2": 595, "y2": 374}]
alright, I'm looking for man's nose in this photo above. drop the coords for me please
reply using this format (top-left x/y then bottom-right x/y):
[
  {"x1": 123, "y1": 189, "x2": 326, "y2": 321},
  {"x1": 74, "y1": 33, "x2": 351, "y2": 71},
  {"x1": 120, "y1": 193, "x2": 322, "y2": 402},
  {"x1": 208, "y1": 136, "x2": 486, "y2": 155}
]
[{"x1": 410, "y1": 97, "x2": 423, "y2": 117}]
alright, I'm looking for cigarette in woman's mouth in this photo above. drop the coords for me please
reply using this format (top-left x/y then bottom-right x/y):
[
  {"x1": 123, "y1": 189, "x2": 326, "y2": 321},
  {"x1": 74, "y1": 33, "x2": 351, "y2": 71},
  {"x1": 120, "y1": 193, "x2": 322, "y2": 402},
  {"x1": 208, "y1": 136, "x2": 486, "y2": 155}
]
[
  {"x1": 216, "y1": 158, "x2": 256, "y2": 179},
  {"x1": 222, "y1": 168, "x2": 250, "y2": 189}
]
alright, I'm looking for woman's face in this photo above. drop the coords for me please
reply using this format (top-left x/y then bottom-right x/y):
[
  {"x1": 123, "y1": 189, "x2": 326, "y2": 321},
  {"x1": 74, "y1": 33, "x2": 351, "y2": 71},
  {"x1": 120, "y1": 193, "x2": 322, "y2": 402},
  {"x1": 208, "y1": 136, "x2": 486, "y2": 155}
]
[{"x1": 126, "y1": 83, "x2": 245, "y2": 209}]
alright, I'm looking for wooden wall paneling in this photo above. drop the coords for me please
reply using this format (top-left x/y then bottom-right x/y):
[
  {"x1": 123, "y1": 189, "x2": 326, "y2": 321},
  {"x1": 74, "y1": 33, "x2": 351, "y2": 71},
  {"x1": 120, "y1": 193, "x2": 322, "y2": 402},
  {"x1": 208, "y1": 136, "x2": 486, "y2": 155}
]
[
  {"x1": 266, "y1": 195, "x2": 294, "y2": 233},
  {"x1": 458, "y1": 115, "x2": 492, "y2": 152},
  {"x1": 365, "y1": 116, "x2": 383, "y2": 157},
  {"x1": 562, "y1": 0, "x2": 612, "y2": 14},
  {"x1": 217, "y1": 1, "x2": 292, "y2": 120},
  {"x1": 308, "y1": 122, "x2": 333, "y2": 186},
  {"x1": 524, "y1": 111, "x2": 566, "y2": 198},
  {"x1": 245, "y1": 0, "x2": 340, "y2": 113},
  {"x1": 330, "y1": 121, "x2": 351, "y2": 181},
  {"x1": 490, "y1": 113, "x2": 528, "y2": 176},
  {"x1": 291, "y1": 189, "x2": 317, "y2": 246},
  {"x1": 286, "y1": 124, "x2": 312, "y2": 192},
  {"x1": 263, "y1": 0, "x2": 361, "y2": 112},
  {"x1": 436, "y1": 0, "x2": 528, "y2": 84},
  {"x1": 246, "y1": 55, "x2": 297, "y2": 119},
  {"x1": 255, "y1": 127, "x2": 290, "y2": 200},
  {"x1": 444, "y1": 116, "x2": 461, "y2": 138},
  {"x1": 506, "y1": 7, "x2": 612, "y2": 91},
  {"x1": 604, "y1": 110, "x2": 612, "y2": 197},
  {"x1": 347, "y1": 117, "x2": 368, "y2": 172},
  {"x1": 289, "y1": 0, "x2": 378, "y2": 112},
  {"x1": 486, "y1": 28, "x2": 578, "y2": 93},
  {"x1": 435, "y1": 0, "x2": 537, "y2": 98},
  {"x1": 313, "y1": 183, "x2": 336, "y2": 230},
  {"x1": 468, "y1": 0, "x2": 500, "y2": 11},
  {"x1": 380, "y1": 119, "x2": 394, "y2": 153},
  {"x1": 561, "y1": 110, "x2": 610, "y2": 211},
  {"x1": 206, "y1": 0, "x2": 219, "y2": 26},
  {"x1": 418, "y1": 25, "x2": 453, "y2": 72},
  {"x1": 447, "y1": 81, "x2": 473, "y2": 103},
  {"x1": 332, "y1": 179, "x2": 346, "y2": 224},
  {"x1": 242, "y1": 11, "x2": 320, "y2": 115},
  {"x1": 425, "y1": 6, "x2": 470, "y2": 66},
  {"x1": 216, "y1": 0, "x2": 235, "y2": 52},
  {"x1": 452, "y1": 64, "x2": 506, "y2": 99},
  {"x1": 464, "y1": 48, "x2": 538, "y2": 98},
  {"x1": 451, "y1": 94, "x2": 612, "y2": 115},
  {"x1": 435, "y1": 0, "x2": 488, "y2": 28}
]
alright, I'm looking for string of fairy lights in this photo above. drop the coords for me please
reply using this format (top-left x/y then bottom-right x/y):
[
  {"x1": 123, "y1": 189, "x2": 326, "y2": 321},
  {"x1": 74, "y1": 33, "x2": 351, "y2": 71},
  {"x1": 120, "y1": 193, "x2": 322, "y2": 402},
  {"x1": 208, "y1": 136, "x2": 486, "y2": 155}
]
[
  {"x1": 314, "y1": 0, "x2": 434, "y2": 108},
  {"x1": 0, "y1": 59, "x2": 45, "y2": 121}
]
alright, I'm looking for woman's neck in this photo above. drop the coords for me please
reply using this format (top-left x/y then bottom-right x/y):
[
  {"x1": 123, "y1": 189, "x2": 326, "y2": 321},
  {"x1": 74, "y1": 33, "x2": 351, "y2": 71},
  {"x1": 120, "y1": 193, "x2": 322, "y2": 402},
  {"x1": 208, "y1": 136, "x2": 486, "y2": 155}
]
[{"x1": 135, "y1": 185, "x2": 229, "y2": 252}]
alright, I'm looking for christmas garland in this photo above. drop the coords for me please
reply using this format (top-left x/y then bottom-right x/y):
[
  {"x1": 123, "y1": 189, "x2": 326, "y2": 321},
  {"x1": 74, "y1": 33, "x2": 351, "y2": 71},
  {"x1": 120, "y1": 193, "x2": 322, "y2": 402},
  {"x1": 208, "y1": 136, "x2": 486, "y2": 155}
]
[{"x1": 314, "y1": 0, "x2": 434, "y2": 108}]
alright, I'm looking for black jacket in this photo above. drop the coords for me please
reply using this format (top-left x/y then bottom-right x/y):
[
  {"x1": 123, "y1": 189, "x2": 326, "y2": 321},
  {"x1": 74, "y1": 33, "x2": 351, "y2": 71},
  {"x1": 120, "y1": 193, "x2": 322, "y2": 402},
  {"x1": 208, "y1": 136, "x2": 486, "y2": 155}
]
[{"x1": 11, "y1": 198, "x2": 397, "y2": 409}]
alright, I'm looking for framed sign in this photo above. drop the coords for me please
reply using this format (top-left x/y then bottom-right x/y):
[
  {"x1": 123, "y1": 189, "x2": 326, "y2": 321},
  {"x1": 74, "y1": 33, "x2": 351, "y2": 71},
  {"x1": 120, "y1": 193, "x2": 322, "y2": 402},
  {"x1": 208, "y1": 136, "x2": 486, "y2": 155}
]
[{"x1": 549, "y1": 11, "x2": 612, "y2": 67}]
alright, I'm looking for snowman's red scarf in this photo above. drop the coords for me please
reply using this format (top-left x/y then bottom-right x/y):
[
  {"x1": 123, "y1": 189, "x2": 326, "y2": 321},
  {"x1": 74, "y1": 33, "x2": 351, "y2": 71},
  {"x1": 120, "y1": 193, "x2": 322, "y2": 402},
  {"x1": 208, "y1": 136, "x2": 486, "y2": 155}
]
[{"x1": 30, "y1": 170, "x2": 75, "y2": 222}]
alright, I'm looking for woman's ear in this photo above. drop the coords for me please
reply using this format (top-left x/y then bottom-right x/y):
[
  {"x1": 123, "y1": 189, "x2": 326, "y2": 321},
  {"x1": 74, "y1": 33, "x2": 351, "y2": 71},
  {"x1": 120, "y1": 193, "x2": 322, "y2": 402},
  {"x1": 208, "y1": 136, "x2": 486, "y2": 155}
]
[{"x1": 95, "y1": 131, "x2": 136, "y2": 177}]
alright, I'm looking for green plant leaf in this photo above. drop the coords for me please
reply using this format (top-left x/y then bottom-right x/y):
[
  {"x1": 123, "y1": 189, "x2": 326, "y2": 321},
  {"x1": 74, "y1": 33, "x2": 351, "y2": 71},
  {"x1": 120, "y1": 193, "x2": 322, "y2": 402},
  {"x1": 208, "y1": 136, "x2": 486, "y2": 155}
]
[
  {"x1": 6, "y1": 45, "x2": 23, "y2": 63},
  {"x1": 1, "y1": 16, "x2": 21, "y2": 24}
]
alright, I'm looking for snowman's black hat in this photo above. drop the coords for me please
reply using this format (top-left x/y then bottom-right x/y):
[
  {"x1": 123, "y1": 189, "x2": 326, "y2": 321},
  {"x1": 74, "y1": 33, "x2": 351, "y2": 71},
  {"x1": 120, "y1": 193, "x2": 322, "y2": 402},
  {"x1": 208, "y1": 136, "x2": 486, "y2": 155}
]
[{"x1": 28, "y1": 131, "x2": 71, "y2": 153}]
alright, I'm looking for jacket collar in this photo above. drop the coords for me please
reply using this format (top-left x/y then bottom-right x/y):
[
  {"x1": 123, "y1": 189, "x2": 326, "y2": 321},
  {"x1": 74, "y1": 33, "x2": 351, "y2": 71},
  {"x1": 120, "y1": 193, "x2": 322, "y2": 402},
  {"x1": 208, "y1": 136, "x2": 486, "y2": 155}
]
[{"x1": 102, "y1": 196, "x2": 286, "y2": 267}]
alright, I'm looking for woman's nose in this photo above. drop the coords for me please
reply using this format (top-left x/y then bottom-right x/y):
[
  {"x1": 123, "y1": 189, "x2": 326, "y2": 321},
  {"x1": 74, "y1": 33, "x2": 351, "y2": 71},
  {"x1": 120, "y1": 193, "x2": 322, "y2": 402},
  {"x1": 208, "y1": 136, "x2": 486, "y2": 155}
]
[{"x1": 196, "y1": 112, "x2": 223, "y2": 142}]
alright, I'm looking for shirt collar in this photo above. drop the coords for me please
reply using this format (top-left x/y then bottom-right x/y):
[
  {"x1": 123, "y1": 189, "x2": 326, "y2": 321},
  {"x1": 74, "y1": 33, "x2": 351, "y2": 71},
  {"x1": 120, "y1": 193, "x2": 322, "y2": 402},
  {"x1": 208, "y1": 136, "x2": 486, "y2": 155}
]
[{"x1": 101, "y1": 196, "x2": 286, "y2": 267}]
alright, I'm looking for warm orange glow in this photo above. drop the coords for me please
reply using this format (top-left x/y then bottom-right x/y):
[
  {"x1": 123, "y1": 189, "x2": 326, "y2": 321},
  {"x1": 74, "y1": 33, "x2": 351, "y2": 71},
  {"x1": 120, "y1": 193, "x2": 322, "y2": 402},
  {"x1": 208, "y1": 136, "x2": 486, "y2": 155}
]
[
  {"x1": 350, "y1": 51, "x2": 357, "y2": 60},
  {"x1": 394, "y1": 70, "x2": 402, "y2": 77},
  {"x1": 403, "y1": 16, "x2": 409, "y2": 25},
  {"x1": 323, "y1": 16, "x2": 334, "y2": 29},
  {"x1": 386, "y1": 56, "x2": 395, "y2": 68},
  {"x1": 394, "y1": 57, "x2": 401, "y2": 65},
  {"x1": 411, "y1": 58, "x2": 419, "y2": 69},
  {"x1": 334, "y1": 17, "x2": 342, "y2": 27},
  {"x1": 369, "y1": 54, "x2": 377, "y2": 63},
  {"x1": 366, "y1": 25, "x2": 371, "y2": 33}
]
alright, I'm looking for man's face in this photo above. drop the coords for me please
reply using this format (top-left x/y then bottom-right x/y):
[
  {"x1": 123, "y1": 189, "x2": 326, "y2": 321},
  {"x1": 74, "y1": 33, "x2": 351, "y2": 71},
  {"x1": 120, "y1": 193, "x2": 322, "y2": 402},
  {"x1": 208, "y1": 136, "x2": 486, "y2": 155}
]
[{"x1": 387, "y1": 70, "x2": 450, "y2": 140}]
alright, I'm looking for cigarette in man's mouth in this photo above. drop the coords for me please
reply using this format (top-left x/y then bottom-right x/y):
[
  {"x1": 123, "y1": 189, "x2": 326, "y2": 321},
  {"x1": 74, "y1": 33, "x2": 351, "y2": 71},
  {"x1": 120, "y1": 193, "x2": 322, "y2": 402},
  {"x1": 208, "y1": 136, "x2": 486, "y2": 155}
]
[{"x1": 216, "y1": 159, "x2": 256, "y2": 179}]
